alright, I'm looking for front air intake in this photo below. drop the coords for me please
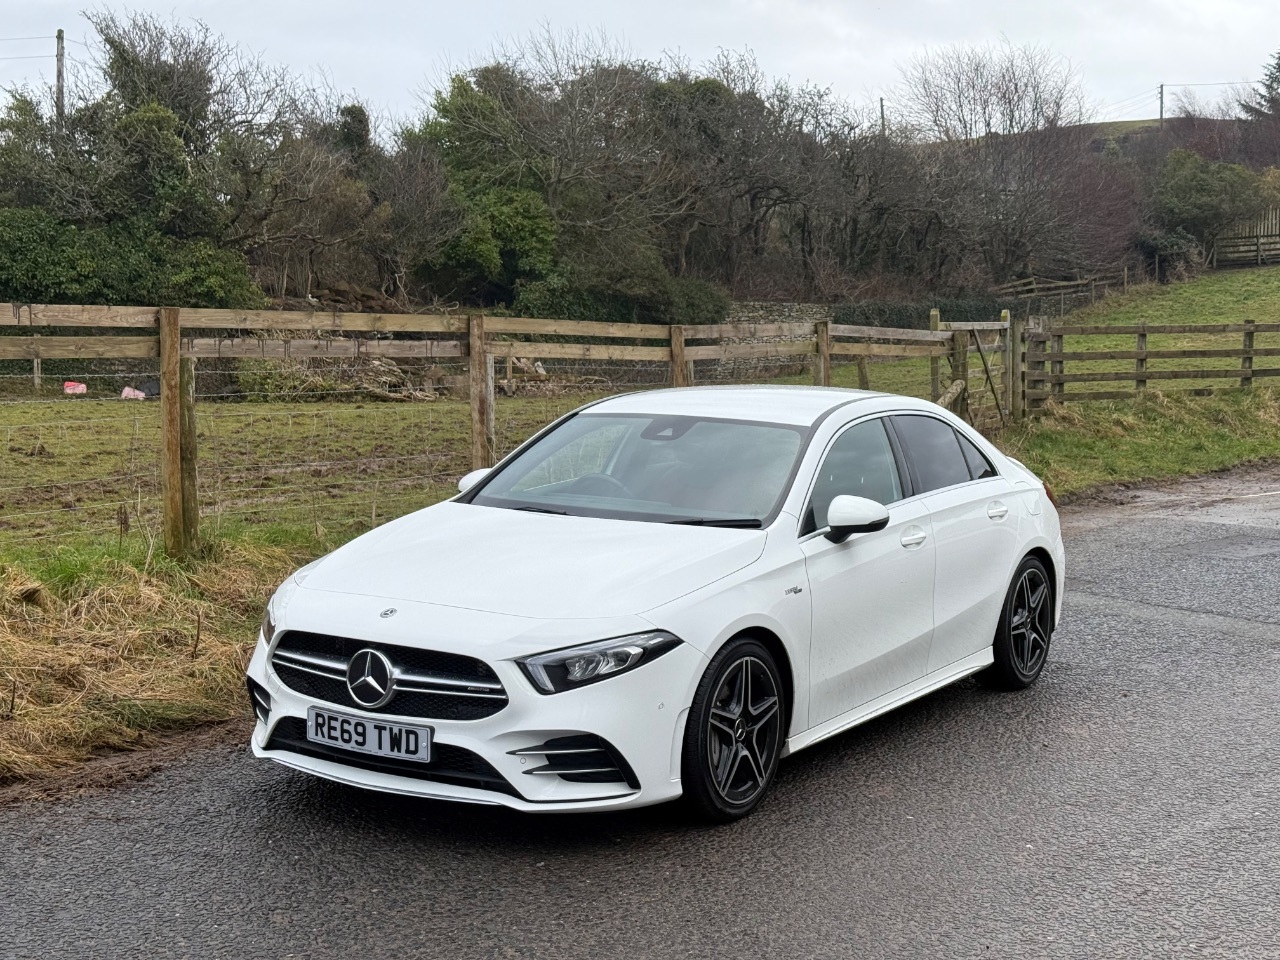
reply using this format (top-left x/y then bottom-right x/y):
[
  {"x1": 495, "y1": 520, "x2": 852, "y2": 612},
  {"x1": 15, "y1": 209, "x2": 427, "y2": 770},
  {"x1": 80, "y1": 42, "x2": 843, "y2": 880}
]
[{"x1": 509, "y1": 734, "x2": 639, "y2": 788}]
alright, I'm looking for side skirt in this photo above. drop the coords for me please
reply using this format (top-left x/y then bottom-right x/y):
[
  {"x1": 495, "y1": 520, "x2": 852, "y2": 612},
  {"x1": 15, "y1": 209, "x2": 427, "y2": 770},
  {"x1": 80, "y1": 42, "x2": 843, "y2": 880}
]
[{"x1": 781, "y1": 648, "x2": 993, "y2": 757}]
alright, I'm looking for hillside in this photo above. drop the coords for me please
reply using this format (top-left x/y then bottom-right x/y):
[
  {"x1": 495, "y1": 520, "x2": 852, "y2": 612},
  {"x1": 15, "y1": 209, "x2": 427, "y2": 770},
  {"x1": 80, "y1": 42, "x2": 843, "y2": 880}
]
[{"x1": 1064, "y1": 265, "x2": 1280, "y2": 326}]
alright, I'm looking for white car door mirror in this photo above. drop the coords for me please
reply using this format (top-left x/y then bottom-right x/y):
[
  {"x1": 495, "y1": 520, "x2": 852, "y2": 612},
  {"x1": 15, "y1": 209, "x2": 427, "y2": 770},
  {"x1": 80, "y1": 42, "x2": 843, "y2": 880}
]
[
  {"x1": 825, "y1": 495, "x2": 890, "y2": 543},
  {"x1": 458, "y1": 467, "x2": 492, "y2": 494}
]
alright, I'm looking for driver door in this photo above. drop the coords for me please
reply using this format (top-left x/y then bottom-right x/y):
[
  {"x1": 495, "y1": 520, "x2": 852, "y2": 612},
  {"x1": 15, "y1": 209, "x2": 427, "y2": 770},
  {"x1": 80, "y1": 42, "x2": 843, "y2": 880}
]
[{"x1": 800, "y1": 417, "x2": 935, "y2": 725}]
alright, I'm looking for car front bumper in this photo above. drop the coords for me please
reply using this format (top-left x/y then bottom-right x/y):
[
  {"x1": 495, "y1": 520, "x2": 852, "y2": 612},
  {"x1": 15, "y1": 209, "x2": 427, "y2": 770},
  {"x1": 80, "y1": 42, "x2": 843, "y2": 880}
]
[{"x1": 245, "y1": 634, "x2": 705, "y2": 813}]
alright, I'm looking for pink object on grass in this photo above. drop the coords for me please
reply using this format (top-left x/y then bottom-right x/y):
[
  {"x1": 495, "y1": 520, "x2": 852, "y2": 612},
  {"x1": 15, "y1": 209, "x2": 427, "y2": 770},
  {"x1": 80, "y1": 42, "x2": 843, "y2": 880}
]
[
  {"x1": 63, "y1": 381, "x2": 87, "y2": 395},
  {"x1": 120, "y1": 387, "x2": 147, "y2": 400}
]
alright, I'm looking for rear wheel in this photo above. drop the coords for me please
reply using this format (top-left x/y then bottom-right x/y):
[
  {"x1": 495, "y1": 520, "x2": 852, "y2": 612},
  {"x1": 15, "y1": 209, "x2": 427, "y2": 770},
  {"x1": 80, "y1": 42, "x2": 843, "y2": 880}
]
[
  {"x1": 681, "y1": 638, "x2": 785, "y2": 823},
  {"x1": 980, "y1": 556, "x2": 1054, "y2": 690}
]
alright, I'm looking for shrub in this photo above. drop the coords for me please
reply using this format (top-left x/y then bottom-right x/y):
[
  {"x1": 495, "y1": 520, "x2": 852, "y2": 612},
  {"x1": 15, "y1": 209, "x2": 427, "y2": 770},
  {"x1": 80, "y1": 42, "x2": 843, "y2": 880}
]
[
  {"x1": 514, "y1": 273, "x2": 728, "y2": 326},
  {"x1": 0, "y1": 208, "x2": 264, "y2": 308}
]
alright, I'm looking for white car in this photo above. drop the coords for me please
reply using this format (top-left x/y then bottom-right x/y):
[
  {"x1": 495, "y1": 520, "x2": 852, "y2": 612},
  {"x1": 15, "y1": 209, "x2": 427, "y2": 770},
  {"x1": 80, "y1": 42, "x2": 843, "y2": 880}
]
[{"x1": 246, "y1": 386, "x2": 1064, "y2": 821}]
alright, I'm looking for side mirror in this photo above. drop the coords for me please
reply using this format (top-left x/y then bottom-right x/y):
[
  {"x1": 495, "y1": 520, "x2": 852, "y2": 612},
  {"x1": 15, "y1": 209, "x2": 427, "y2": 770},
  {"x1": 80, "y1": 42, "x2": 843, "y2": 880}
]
[
  {"x1": 825, "y1": 495, "x2": 890, "y2": 543},
  {"x1": 457, "y1": 467, "x2": 492, "y2": 494}
]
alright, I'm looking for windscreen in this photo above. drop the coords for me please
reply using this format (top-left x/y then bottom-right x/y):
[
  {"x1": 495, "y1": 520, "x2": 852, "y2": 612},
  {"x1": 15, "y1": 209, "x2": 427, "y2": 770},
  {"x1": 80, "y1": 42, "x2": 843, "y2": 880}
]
[{"x1": 469, "y1": 413, "x2": 807, "y2": 524}]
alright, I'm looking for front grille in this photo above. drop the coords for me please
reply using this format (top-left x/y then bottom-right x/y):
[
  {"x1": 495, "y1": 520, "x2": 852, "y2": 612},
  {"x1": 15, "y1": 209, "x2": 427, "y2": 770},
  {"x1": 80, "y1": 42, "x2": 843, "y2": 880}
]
[
  {"x1": 265, "y1": 717, "x2": 517, "y2": 797},
  {"x1": 270, "y1": 631, "x2": 508, "y2": 721},
  {"x1": 510, "y1": 734, "x2": 639, "y2": 788}
]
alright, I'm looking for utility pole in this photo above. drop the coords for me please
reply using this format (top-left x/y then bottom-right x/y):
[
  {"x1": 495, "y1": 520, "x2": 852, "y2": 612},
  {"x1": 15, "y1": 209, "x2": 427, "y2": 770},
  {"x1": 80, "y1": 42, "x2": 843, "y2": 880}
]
[
  {"x1": 55, "y1": 28, "x2": 65, "y2": 133},
  {"x1": 880, "y1": 97, "x2": 886, "y2": 137},
  {"x1": 1158, "y1": 83, "x2": 1163, "y2": 131}
]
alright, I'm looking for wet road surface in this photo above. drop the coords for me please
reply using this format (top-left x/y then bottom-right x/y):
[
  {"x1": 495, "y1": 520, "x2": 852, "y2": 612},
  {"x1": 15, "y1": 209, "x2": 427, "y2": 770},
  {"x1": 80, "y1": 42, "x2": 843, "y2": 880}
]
[{"x1": 5, "y1": 469, "x2": 1280, "y2": 959}]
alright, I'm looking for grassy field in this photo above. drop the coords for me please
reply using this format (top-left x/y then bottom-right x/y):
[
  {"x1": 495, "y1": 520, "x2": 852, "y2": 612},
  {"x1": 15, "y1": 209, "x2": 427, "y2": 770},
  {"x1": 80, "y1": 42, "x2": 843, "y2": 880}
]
[{"x1": 4, "y1": 268, "x2": 1280, "y2": 781}]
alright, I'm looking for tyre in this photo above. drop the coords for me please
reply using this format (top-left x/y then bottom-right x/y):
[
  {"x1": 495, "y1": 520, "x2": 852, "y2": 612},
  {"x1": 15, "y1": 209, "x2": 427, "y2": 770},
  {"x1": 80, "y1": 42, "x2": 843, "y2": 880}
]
[
  {"x1": 681, "y1": 637, "x2": 785, "y2": 823},
  {"x1": 979, "y1": 555, "x2": 1055, "y2": 690}
]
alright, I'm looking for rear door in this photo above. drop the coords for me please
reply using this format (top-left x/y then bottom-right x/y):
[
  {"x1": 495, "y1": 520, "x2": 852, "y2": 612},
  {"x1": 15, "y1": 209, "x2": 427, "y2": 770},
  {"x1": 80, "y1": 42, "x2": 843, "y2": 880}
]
[
  {"x1": 800, "y1": 416, "x2": 935, "y2": 724},
  {"x1": 889, "y1": 415, "x2": 1020, "y2": 673}
]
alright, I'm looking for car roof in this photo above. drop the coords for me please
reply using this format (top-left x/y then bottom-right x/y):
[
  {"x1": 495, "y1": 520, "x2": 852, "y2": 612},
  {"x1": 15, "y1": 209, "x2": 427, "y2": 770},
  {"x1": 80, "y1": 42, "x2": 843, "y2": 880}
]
[{"x1": 586, "y1": 385, "x2": 916, "y2": 427}]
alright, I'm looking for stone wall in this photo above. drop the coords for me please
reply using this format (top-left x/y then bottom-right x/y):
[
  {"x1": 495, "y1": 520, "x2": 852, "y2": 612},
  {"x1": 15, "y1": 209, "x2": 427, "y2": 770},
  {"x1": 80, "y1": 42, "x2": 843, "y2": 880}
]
[
  {"x1": 702, "y1": 301, "x2": 833, "y2": 381},
  {"x1": 725, "y1": 301, "x2": 835, "y2": 325}
]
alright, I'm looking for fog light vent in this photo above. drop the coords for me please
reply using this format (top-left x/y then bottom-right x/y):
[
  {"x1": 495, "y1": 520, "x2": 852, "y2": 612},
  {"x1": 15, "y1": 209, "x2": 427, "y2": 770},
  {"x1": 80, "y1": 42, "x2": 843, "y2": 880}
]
[
  {"x1": 246, "y1": 677, "x2": 271, "y2": 725},
  {"x1": 509, "y1": 734, "x2": 639, "y2": 788}
]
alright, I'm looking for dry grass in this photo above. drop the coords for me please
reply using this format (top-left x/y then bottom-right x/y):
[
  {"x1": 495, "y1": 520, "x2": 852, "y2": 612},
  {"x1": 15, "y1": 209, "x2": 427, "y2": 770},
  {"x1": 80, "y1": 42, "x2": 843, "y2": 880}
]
[{"x1": 0, "y1": 537, "x2": 301, "y2": 781}]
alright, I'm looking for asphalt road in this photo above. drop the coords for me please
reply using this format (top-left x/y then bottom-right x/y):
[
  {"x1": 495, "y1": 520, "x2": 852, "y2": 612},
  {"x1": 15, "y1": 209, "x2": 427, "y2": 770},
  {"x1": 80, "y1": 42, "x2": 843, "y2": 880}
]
[{"x1": 5, "y1": 469, "x2": 1280, "y2": 960}]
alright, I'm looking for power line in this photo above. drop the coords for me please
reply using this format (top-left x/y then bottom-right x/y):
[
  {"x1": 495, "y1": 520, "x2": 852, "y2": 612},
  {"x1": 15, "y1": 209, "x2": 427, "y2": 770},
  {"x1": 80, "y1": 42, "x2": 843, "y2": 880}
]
[
  {"x1": 1165, "y1": 80, "x2": 1259, "y2": 88},
  {"x1": 0, "y1": 36, "x2": 53, "y2": 43},
  {"x1": 1102, "y1": 89, "x2": 1158, "y2": 108},
  {"x1": 0, "y1": 54, "x2": 51, "y2": 61},
  {"x1": 1097, "y1": 91, "x2": 1159, "y2": 120}
]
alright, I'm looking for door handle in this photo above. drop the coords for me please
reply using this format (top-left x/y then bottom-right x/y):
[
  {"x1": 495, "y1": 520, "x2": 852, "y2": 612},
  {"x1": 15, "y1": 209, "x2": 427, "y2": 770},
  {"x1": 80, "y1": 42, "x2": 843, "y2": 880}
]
[
  {"x1": 987, "y1": 502, "x2": 1009, "y2": 520},
  {"x1": 900, "y1": 529, "x2": 927, "y2": 548}
]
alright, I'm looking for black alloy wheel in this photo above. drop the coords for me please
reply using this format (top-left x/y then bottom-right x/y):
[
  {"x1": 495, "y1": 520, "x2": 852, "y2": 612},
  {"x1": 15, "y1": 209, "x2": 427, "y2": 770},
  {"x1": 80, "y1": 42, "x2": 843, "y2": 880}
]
[
  {"x1": 981, "y1": 555, "x2": 1054, "y2": 690},
  {"x1": 682, "y1": 637, "x2": 785, "y2": 822}
]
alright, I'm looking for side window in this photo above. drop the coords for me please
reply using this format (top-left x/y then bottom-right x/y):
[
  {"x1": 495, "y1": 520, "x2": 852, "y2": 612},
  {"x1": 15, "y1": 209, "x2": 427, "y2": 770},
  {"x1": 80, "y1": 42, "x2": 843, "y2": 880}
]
[
  {"x1": 956, "y1": 432, "x2": 998, "y2": 480},
  {"x1": 891, "y1": 415, "x2": 972, "y2": 494},
  {"x1": 803, "y1": 419, "x2": 903, "y2": 533}
]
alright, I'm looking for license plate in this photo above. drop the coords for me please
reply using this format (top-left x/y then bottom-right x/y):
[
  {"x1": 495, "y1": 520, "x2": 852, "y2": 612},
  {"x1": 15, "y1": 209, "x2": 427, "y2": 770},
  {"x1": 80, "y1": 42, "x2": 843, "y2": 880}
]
[{"x1": 306, "y1": 707, "x2": 433, "y2": 763}]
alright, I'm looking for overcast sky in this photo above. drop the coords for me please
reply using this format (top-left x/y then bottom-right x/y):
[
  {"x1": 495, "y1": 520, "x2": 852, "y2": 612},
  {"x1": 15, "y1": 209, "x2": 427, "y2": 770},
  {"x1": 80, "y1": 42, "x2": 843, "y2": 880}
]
[{"x1": 3, "y1": 1, "x2": 1278, "y2": 124}]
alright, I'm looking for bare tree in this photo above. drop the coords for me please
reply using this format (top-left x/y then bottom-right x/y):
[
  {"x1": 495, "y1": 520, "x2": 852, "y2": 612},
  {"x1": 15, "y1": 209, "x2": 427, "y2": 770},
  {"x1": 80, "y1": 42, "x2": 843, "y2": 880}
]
[{"x1": 902, "y1": 41, "x2": 1102, "y2": 283}]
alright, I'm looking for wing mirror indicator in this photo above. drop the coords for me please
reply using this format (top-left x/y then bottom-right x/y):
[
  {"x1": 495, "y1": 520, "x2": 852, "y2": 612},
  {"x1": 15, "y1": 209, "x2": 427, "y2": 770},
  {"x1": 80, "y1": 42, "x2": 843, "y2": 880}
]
[
  {"x1": 825, "y1": 495, "x2": 890, "y2": 543},
  {"x1": 458, "y1": 467, "x2": 492, "y2": 494}
]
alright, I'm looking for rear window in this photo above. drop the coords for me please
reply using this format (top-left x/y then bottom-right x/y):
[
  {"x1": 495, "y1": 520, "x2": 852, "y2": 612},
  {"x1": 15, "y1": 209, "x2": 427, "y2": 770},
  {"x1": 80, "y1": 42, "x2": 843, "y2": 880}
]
[{"x1": 892, "y1": 415, "x2": 971, "y2": 493}]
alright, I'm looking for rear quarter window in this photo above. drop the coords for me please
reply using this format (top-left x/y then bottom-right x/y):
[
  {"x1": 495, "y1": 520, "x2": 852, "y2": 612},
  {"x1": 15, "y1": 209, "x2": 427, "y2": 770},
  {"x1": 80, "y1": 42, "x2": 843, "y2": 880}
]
[
  {"x1": 956, "y1": 432, "x2": 998, "y2": 480},
  {"x1": 892, "y1": 415, "x2": 972, "y2": 494}
]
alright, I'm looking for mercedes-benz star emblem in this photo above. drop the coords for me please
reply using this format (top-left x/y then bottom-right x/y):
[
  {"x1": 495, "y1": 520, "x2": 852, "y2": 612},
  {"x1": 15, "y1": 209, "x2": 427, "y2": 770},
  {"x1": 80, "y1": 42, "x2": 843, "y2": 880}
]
[
  {"x1": 380, "y1": 608, "x2": 397, "y2": 619},
  {"x1": 346, "y1": 648, "x2": 396, "y2": 708}
]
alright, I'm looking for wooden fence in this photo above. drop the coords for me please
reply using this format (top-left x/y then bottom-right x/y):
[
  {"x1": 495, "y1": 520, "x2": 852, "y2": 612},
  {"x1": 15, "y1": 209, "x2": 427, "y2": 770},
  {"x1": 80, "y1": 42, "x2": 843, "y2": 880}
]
[
  {"x1": 1022, "y1": 318, "x2": 1280, "y2": 405},
  {"x1": 2, "y1": 303, "x2": 1012, "y2": 558},
  {"x1": 991, "y1": 272, "x2": 1135, "y2": 316},
  {"x1": 1210, "y1": 207, "x2": 1280, "y2": 268}
]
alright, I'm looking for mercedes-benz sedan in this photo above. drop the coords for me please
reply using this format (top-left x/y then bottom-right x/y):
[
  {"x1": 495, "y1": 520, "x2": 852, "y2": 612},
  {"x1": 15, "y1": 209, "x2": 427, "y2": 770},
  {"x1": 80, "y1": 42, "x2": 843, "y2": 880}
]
[{"x1": 246, "y1": 386, "x2": 1064, "y2": 821}]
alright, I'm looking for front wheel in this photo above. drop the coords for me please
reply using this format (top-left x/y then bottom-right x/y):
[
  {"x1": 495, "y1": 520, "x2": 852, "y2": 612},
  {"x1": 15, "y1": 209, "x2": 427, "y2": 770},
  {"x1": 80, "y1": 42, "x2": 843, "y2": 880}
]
[
  {"x1": 980, "y1": 556, "x2": 1055, "y2": 690},
  {"x1": 681, "y1": 638, "x2": 785, "y2": 823}
]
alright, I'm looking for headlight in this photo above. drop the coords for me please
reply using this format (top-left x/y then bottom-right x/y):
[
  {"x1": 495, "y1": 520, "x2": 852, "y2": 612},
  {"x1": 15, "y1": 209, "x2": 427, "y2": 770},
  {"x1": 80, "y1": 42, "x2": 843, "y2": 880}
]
[
  {"x1": 260, "y1": 603, "x2": 276, "y2": 644},
  {"x1": 517, "y1": 631, "x2": 682, "y2": 695}
]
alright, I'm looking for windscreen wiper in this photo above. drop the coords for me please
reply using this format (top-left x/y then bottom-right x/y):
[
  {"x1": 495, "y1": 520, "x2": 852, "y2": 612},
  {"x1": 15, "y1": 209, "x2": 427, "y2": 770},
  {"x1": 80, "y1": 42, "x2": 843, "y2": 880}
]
[
  {"x1": 512, "y1": 505, "x2": 569, "y2": 515},
  {"x1": 668, "y1": 517, "x2": 763, "y2": 528}
]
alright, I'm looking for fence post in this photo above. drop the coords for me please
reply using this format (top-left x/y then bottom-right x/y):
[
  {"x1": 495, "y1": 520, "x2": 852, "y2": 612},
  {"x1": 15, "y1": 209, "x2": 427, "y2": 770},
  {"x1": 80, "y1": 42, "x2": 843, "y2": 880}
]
[
  {"x1": 1135, "y1": 329, "x2": 1147, "y2": 392},
  {"x1": 814, "y1": 320, "x2": 831, "y2": 387},
  {"x1": 670, "y1": 324, "x2": 688, "y2": 387},
  {"x1": 160, "y1": 306, "x2": 197, "y2": 559},
  {"x1": 949, "y1": 328, "x2": 969, "y2": 421},
  {"x1": 32, "y1": 335, "x2": 41, "y2": 391},
  {"x1": 1025, "y1": 316, "x2": 1048, "y2": 413},
  {"x1": 1000, "y1": 309, "x2": 1012, "y2": 417},
  {"x1": 1051, "y1": 328, "x2": 1064, "y2": 400},
  {"x1": 1008, "y1": 310, "x2": 1025, "y2": 420},
  {"x1": 1242, "y1": 318, "x2": 1255, "y2": 389},
  {"x1": 469, "y1": 315, "x2": 495, "y2": 469},
  {"x1": 929, "y1": 308, "x2": 942, "y2": 401}
]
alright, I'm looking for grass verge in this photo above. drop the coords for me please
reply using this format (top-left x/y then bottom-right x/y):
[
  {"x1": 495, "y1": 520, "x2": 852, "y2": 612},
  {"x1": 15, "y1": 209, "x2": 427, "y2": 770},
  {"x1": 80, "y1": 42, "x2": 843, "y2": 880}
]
[
  {"x1": 0, "y1": 530, "x2": 326, "y2": 781},
  {"x1": 1001, "y1": 386, "x2": 1280, "y2": 497}
]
